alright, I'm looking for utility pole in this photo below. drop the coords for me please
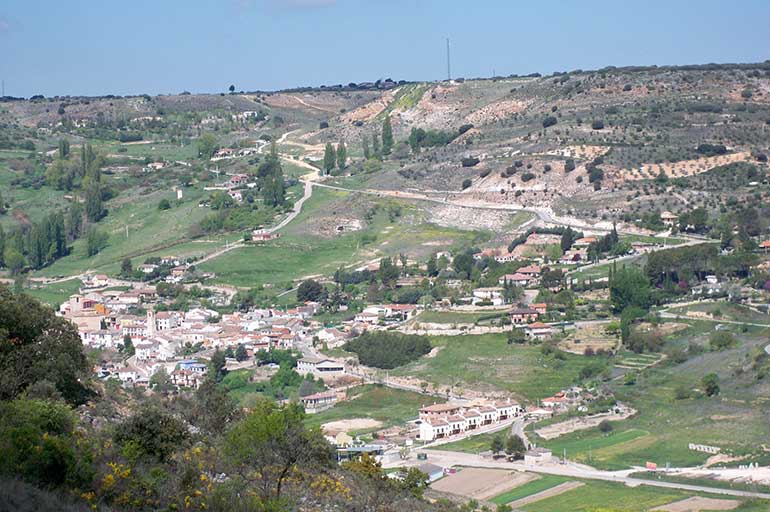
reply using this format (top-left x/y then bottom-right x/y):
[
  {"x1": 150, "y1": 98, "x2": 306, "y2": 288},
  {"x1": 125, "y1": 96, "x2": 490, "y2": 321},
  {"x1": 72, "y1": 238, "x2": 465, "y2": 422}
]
[{"x1": 446, "y1": 37, "x2": 451, "y2": 81}]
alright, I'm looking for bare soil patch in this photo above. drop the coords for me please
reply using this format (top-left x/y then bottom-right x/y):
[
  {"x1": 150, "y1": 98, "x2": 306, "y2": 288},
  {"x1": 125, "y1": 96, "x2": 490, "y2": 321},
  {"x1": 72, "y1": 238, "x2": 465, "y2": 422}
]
[
  {"x1": 560, "y1": 323, "x2": 618, "y2": 355},
  {"x1": 652, "y1": 496, "x2": 740, "y2": 512},
  {"x1": 321, "y1": 418, "x2": 382, "y2": 435},
  {"x1": 430, "y1": 468, "x2": 537, "y2": 500},
  {"x1": 535, "y1": 409, "x2": 636, "y2": 440}
]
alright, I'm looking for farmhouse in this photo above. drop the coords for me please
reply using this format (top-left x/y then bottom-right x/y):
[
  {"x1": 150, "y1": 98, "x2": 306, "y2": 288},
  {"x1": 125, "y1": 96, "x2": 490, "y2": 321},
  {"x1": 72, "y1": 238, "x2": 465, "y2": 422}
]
[
  {"x1": 510, "y1": 308, "x2": 539, "y2": 324},
  {"x1": 252, "y1": 229, "x2": 280, "y2": 242},
  {"x1": 498, "y1": 273, "x2": 530, "y2": 286},
  {"x1": 296, "y1": 357, "x2": 345, "y2": 378},
  {"x1": 472, "y1": 287, "x2": 504, "y2": 306},
  {"x1": 661, "y1": 211, "x2": 679, "y2": 226},
  {"x1": 524, "y1": 322, "x2": 554, "y2": 340},
  {"x1": 300, "y1": 390, "x2": 338, "y2": 413}
]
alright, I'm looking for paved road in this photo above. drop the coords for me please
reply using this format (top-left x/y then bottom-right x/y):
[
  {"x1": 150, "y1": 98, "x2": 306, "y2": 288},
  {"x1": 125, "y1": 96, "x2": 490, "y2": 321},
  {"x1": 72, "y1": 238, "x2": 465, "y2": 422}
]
[{"x1": 389, "y1": 450, "x2": 770, "y2": 501}]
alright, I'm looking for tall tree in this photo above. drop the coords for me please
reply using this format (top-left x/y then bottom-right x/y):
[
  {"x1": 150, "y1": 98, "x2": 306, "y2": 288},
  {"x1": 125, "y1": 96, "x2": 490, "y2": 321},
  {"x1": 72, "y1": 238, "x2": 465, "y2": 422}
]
[
  {"x1": 67, "y1": 203, "x2": 83, "y2": 240},
  {"x1": 323, "y1": 143, "x2": 336, "y2": 175},
  {"x1": 58, "y1": 138, "x2": 70, "y2": 159},
  {"x1": 362, "y1": 135, "x2": 371, "y2": 160},
  {"x1": 381, "y1": 115, "x2": 394, "y2": 155},
  {"x1": 258, "y1": 152, "x2": 285, "y2": 208},
  {"x1": 372, "y1": 130, "x2": 381, "y2": 157},
  {"x1": 85, "y1": 184, "x2": 103, "y2": 222},
  {"x1": 0, "y1": 286, "x2": 90, "y2": 403},
  {"x1": 336, "y1": 141, "x2": 347, "y2": 170}
]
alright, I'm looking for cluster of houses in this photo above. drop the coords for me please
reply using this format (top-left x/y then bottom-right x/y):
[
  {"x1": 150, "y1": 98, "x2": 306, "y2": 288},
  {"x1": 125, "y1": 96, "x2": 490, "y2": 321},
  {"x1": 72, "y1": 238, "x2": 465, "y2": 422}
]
[
  {"x1": 418, "y1": 401, "x2": 522, "y2": 441},
  {"x1": 59, "y1": 284, "x2": 350, "y2": 390}
]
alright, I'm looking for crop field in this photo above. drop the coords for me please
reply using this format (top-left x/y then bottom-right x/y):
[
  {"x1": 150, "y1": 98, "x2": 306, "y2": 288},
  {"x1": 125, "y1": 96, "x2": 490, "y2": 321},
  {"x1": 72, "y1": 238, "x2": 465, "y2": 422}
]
[
  {"x1": 490, "y1": 475, "x2": 570, "y2": 505},
  {"x1": 537, "y1": 429, "x2": 651, "y2": 469},
  {"x1": 521, "y1": 480, "x2": 690, "y2": 512},
  {"x1": 390, "y1": 333, "x2": 611, "y2": 402}
]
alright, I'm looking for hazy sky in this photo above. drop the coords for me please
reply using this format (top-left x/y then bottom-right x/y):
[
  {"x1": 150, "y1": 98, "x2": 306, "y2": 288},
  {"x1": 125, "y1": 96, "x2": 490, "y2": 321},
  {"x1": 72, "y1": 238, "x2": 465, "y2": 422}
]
[{"x1": 1, "y1": 0, "x2": 768, "y2": 97}]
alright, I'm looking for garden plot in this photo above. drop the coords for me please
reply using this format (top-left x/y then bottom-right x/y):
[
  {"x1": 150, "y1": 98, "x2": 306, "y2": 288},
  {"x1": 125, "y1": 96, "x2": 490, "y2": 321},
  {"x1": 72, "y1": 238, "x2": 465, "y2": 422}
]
[
  {"x1": 614, "y1": 353, "x2": 663, "y2": 370},
  {"x1": 652, "y1": 496, "x2": 740, "y2": 512}
]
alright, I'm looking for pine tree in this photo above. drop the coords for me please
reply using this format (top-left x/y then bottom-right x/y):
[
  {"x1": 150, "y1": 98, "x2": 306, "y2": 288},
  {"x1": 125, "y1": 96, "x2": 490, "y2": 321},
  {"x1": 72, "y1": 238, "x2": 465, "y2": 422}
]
[
  {"x1": 362, "y1": 135, "x2": 371, "y2": 160},
  {"x1": 381, "y1": 115, "x2": 394, "y2": 155},
  {"x1": 336, "y1": 141, "x2": 347, "y2": 170},
  {"x1": 323, "y1": 143, "x2": 336, "y2": 174}
]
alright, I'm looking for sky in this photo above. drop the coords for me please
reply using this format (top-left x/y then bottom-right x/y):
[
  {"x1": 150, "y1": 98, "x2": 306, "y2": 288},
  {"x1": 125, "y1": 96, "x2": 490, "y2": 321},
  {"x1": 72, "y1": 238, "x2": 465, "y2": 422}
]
[{"x1": 1, "y1": 0, "x2": 768, "y2": 97}]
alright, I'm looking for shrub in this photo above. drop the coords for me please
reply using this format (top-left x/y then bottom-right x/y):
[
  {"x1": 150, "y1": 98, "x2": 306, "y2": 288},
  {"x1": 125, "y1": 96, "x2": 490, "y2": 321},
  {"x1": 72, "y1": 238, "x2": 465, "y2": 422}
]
[
  {"x1": 564, "y1": 158, "x2": 576, "y2": 172},
  {"x1": 542, "y1": 116, "x2": 557, "y2": 128},
  {"x1": 591, "y1": 120, "x2": 605, "y2": 130},
  {"x1": 521, "y1": 172, "x2": 535, "y2": 182},
  {"x1": 598, "y1": 419, "x2": 613, "y2": 433},
  {"x1": 461, "y1": 157, "x2": 480, "y2": 167},
  {"x1": 461, "y1": 178, "x2": 472, "y2": 189},
  {"x1": 709, "y1": 331, "x2": 736, "y2": 351},
  {"x1": 458, "y1": 123, "x2": 474, "y2": 134}
]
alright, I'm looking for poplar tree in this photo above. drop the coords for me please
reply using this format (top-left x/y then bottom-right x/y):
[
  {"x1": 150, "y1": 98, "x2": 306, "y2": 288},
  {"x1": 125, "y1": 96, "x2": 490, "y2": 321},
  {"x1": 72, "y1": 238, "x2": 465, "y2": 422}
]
[
  {"x1": 336, "y1": 141, "x2": 347, "y2": 170},
  {"x1": 323, "y1": 143, "x2": 336, "y2": 174},
  {"x1": 372, "y1": 130, "x2": 381, "y2": 157}
]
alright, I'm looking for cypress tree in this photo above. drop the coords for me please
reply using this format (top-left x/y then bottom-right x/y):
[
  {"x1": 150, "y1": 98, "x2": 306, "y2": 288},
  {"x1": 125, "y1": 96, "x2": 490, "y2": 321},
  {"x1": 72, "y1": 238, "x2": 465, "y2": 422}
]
[
  {"x1": 382, "y1": 115, "x2": 393, "y2": 155},
  {"x1": 362, "y1": 135, "x2": 371, "y2": 160}
]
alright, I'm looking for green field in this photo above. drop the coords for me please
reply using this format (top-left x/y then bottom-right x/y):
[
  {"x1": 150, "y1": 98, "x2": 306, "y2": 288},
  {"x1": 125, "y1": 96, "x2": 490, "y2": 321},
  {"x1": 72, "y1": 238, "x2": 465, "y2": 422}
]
[
  {"x1": 390, "y1": 333, "x2": 610, "y2": 402},
  {"x1": 436, "y1": 432, "x2": 500, "y2": 454},
  {"x1": 524, "y1": 317, "x2": 770, "y2": 470},
  {"x1": 24, "y1": 278, "x2": 83, "y2": 306},
  {"x1": 200, "y1": 187, "x2": 487, "y2": 289},
  {"x1": 521, "y1": 480, "x2": 689, "y2": 512},
  {"x1": 538, "y1": 429, "x2": 651, "y2": 470},
  {"x1": 490, "y1": 475, "x2": 570, "y2": 505},
  {"x1": 33, "y1": 185, "x2": 216, "y2": 278},
  {"x1": 303, "y1": 385, "x2": 444, "y2": 434}
]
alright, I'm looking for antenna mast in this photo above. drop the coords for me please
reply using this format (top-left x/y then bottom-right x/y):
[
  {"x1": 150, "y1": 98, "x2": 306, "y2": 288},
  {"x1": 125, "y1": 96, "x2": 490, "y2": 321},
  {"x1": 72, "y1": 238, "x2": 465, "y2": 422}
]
[{"x1": 446, "y1": 38, "x2": 451, "y2": 81}]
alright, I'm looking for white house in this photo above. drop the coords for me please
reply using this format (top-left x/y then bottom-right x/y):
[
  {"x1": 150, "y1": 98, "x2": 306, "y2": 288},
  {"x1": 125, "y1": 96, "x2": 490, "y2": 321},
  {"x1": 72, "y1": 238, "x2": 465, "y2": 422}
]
[
  {"x1": 418, "y1": 402, "x2": 522, "y2": 441},
  {"x1": 296, "y1": 357, "x2": 345, "y2": 378},
  {"x1": 472, "y1": 287, "x2": 504, "y2": 306},
  {"x1": 524, "y1": 447, "x2": 552, "y2": 464}
]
